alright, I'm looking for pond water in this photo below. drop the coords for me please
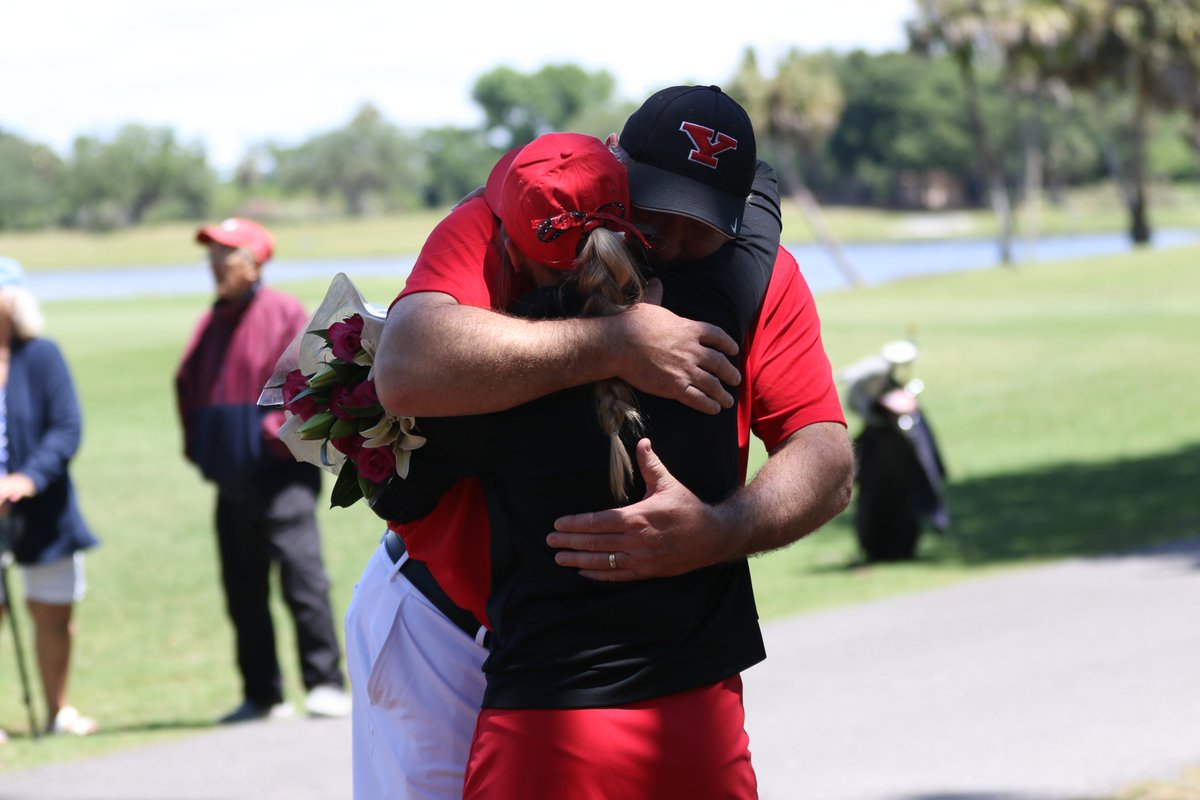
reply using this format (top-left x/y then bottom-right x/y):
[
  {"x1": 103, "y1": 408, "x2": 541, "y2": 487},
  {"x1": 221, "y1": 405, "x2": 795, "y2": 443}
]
[
  {"x1": 792, "y1": 228, "x2": 1200, "y2": 295},
  {"x1": 29, "y1": 255, "x2": 419, "y2": 302},
  {"x1": 26, "y1": 228, "x2": 1200, "y2": 302}
]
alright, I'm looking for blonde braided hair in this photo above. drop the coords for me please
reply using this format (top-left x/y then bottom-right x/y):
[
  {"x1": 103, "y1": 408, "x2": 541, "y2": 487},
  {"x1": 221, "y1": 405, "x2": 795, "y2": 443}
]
[{"x1": 569, "y1": 226, "x2": 645, "y2": 501}]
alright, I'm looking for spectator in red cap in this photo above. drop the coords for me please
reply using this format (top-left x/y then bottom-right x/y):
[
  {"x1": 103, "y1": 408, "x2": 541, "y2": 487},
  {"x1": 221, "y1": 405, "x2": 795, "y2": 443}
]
[{"x1": 176, "y1": 218, "x2": 351, "y2": 723}]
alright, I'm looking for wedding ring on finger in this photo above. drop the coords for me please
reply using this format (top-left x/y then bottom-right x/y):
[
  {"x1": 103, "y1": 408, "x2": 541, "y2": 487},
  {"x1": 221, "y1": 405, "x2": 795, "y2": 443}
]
[{"x1": 608, "y1": 553, "x2": 618, "y2": 570}]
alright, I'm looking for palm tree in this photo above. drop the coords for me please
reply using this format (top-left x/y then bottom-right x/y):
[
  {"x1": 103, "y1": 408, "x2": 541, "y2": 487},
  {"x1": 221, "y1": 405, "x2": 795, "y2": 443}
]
[
  {"x1": 1046, "y1": 0, "x2": 1200, "y2": 244},
  {"x1": 998, "y1": 1, "x2": 1078, "y2": 258},
  {"x1": 730, "y1": 48, "x2": 864, "y2": 286},
  {"x1": 909, "y1": 0, "x2": 1018, "y2": 264}
]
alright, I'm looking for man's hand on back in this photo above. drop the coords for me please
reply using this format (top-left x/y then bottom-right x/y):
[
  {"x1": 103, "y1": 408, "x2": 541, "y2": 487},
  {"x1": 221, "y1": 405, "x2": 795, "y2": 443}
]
[
  {"x1": 547, "y1": 424, "x2": 854, "y2": 582},
  {"x1": 546, "y1": 439, "x2": 734, "y2": 581},
  {"x1": 608, "y1": 279, "x2": 741, "y2": 415}
]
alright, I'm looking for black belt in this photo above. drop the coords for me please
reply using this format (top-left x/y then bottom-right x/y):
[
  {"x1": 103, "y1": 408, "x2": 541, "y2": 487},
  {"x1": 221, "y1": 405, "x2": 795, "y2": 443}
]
[{"x1": 383, "y1": 529, "x2": 488, "y2": 646}]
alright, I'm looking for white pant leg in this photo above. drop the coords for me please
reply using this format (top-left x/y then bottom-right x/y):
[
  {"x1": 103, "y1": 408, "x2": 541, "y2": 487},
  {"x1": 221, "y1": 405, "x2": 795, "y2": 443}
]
[{"x1": 345, "y1": 538, "x2": 488, "y2": 800}]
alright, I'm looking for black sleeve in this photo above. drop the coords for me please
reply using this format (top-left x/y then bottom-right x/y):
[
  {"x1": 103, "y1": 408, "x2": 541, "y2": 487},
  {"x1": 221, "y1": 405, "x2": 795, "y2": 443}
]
[
  {"x1": 683, "y1": 158, "x2": 780, "y2": 281},
  {"x1": 367, "y1": 414, "x2": 492, "y2": 524},
  {"x1": 738, "y1": 159, "x2": 783, "y2": 270},
  {"x1": 657, "y1": 159, "x2": 780, "y2": 341},
  {"x1": 751, "y1": 159, "x2": 782, "y2": 218}
]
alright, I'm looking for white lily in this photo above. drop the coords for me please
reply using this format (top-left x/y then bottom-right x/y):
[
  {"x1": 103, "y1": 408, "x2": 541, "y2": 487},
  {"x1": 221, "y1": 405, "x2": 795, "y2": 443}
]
[
  {"x1": 394, "y1": 447, "x2": 413, "y2": 480},
  {"x1": 361, "y1": 414, "x2": 427, "y2": 457},
  {"x1": 391, "y1": 419, "x2": 427, "y2": 479},
  {"x1": 361, "y1": 414, "x2": 401, "y2": 448},
  {"x1": 354, "y1": 339, "x2": 375, "y2": 366},
  {"x1": 355, "y1": 315, "x2": 385, "y2": 366},
  {"x1": 395, "y1": 416, "x2": 427, "y2": 451}
]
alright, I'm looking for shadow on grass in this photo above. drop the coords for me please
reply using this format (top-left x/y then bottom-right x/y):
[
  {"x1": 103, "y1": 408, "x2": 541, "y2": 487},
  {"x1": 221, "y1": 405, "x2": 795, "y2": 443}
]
[
  {"x1": 1, "y1": 717, "x2": 216, "y2": 744},
  {"x1": 84, "y1": 718, "x2": 218, "y2": 737},
  {"x1": 824, "y1": 443, "x2": 1200, "y2": 572},
  {"x1": 946, "y1": 442, "x2": 1200, "y2": 566}
]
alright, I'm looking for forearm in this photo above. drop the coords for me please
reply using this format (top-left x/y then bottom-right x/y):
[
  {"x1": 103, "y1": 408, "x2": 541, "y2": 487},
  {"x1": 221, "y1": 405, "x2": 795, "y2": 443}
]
[
  {"x1": 375, "y1": 295, "x2": 617, "y2": 417},
  {"x1": 548, "y1": 424, "x2": 854, "y2": 580},
  {"x1": 376, "y1": 290, "x2": 741, "y2": 418},
  {"x1": 711, "y1": 422, "x2": 854, "y2": 561}
]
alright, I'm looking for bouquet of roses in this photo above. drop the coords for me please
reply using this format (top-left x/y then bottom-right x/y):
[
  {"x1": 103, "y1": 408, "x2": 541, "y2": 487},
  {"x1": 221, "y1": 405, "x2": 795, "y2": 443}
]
[{"x1": 258, "y1": 273, "x2": 425, "y2": 508}]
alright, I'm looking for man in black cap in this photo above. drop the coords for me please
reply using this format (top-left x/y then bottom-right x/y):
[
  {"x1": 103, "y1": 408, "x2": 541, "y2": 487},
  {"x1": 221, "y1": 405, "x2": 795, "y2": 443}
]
[
  {"x1": 347, "y1": 86, "x2": 852, "y2": 799},
  {"x1": 621, "y1": 84, "x2": 758, "y2": 243},
  {"x1": 547, "y1": 84, "x2": 850, "y2": 576}
]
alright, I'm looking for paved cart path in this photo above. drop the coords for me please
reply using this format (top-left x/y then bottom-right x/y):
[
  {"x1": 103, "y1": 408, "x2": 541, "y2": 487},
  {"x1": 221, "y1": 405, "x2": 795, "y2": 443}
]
[{"x1": 2, "y1": 539, "x2": 1197, "y2": 800}]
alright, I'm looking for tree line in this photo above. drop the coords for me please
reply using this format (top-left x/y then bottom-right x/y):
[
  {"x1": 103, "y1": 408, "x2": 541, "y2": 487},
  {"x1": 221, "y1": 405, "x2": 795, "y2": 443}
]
[
  {"x1": 731, "y1": 0, "x2": 1200, "y2": 257},
  {"x1": 2, "y1": 0, "x2": 1197, "y2": 250}
]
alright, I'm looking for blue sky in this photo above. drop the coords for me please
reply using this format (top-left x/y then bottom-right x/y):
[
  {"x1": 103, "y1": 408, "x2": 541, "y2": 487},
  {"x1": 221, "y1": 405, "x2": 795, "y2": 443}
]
[{"x1": 4, "y1": 0, "x2": 913, "y2": 172}]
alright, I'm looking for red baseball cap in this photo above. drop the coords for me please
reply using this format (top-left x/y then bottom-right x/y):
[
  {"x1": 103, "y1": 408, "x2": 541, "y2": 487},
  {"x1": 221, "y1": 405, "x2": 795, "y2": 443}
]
[
  {"x1": 196, "y1": 217, "x2": 275, "y2": 265},
  {"x1": 485, "y1": 133, "x2": 648, "y2": 270},
  {"x1": 484, "y1": 146, "x2": 523, "y2": 218}
]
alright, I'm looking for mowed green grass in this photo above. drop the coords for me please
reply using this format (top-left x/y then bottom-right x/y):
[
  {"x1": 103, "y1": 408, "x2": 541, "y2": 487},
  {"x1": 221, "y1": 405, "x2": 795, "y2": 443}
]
[
  {"x1": 748, "y1": 242, "x2": 1200, "y2": 617},
  {"x1": 0, "y1": 246, "x2": 1197, "y2": 772}
]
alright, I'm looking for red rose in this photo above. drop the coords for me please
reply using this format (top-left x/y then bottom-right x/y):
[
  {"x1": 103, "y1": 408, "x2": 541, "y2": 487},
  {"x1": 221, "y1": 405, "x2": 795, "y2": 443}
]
[
  {"x1": 288, "y1": 394, "x2": 324, "y2": 421},
  {"x1": 284, "y1": 371, "x2": 326, "y2": 421},
  {"x1": 347, "y1": 378, "x2": 379, "y2": 410},
  {"x1": 328, "y1": 385, "x2": 356, "y2": 420},
  {"x1": 282, "y1": 369, "x2": 309, "y2": 405},
  {"x1": 330, "y1": 435, "x2": 363, "y2": 458},
  {"x1": 355, "y1": 444, "x2": 396, "y2": 483},
  {"x1": 329, "y1": 315, "x2": 365, "y2": 362}
]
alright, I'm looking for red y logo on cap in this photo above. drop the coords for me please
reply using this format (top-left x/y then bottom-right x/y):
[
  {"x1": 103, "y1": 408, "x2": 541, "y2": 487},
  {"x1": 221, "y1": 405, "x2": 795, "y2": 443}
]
[{"x1": 679, "y1": 122, "x2": 738, "y2": 169}]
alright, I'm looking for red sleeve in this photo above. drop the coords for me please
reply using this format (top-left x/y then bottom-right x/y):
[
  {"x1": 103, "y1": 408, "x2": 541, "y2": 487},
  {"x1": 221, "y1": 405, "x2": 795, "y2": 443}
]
[
  {"x1": 386, "y1": 197, "x2": 506, "y2": 627},
  {"x1": 738, "y1": 246, "x2": 846, "y2": 466},
  {"x1": 389, "y1": 479, "x2": 492, "y2": 629},
  {"x1": 394, "y1": 197, "x2": 506, "y2": 310}
]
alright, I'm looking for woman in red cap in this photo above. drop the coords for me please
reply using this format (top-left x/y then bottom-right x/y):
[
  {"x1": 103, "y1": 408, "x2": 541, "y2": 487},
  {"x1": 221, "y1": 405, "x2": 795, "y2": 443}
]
[{"x1": 370, "y1": 132, "x2": 764, "y2": 799}]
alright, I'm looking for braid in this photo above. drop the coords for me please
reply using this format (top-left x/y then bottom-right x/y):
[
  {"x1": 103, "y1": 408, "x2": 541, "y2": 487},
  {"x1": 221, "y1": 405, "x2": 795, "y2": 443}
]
[{"x1": 574, "y1": 227, "x2": 645, "y2": 501}]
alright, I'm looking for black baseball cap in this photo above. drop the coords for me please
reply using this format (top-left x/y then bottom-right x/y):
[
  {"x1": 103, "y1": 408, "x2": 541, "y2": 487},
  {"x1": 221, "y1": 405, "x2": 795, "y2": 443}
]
[{"x1": 620, "y1": 85, "x2": 756, "y2": 238}]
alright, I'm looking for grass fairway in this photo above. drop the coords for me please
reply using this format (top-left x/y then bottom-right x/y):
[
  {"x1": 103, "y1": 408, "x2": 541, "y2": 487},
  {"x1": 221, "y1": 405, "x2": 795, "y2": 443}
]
[
  {"x1": 749, "y1": 243, "x2": 1200, "y2": 617},
  {"x1": 0, "y1": 248, "x2": 1196, "y2": 772}
]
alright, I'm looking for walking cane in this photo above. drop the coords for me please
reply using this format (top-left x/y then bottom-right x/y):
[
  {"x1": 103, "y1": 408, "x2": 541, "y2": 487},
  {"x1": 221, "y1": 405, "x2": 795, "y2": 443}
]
[{"x1": 0, "y1": 516, "x2": 40, "y2": 740}]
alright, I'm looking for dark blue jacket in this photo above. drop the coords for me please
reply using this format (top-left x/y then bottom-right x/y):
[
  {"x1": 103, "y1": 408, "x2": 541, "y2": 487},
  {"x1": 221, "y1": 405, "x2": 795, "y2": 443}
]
[{"x1": 4, "y1": 337, "x2": 99, "y2": 564}]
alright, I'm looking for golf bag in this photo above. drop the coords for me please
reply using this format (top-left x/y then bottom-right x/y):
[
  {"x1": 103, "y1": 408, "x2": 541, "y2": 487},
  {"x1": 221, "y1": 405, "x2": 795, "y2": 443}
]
[{"x1": 842, "y1": 340, "x2": 949, "y2": 562}]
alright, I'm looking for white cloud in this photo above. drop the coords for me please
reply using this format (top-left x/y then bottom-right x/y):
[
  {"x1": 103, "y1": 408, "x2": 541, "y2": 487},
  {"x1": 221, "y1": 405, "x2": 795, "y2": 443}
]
[{"x1": 2, "y1": 0, "x2": 912, "y2": 170}]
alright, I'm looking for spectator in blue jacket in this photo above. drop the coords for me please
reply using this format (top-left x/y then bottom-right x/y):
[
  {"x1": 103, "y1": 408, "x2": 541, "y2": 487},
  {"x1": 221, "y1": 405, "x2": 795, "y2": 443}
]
[
  {"x1": 175, "y1": 219, "x2": 349, "y2": 723},
  {"x1": 0, "y1": 256, "x2": 99, "y2": 738}
]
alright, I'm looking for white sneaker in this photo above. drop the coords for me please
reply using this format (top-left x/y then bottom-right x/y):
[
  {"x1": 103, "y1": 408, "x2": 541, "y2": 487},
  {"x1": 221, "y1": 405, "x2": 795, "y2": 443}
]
[
  {"x1": 304, "y1": 684, "x2": 350, "y2": 718},
  {"x1": 48, "y1": 706, "x2": 98, "y2": 736},
  {"x1": 218, "y1": 700, "x2": 294, "y2": 724}
]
